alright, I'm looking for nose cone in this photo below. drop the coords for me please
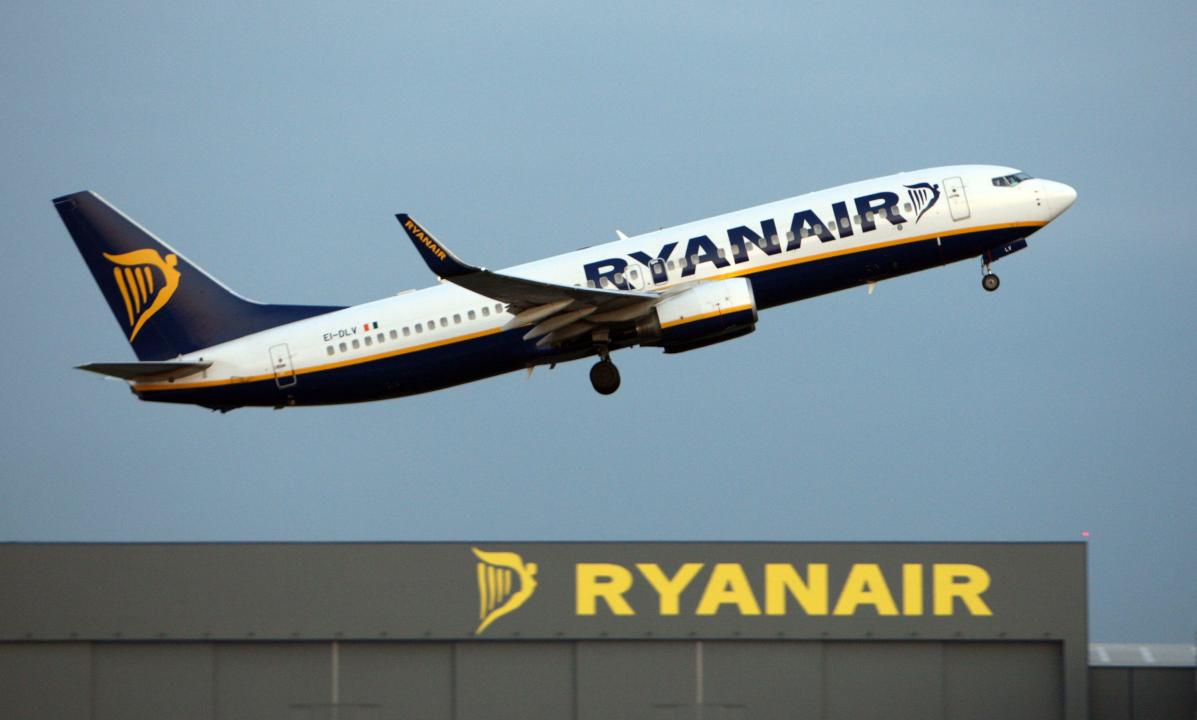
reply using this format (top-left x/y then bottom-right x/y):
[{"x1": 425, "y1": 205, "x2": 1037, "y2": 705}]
[{"x1": 1042, "y1": 180, "x2": 1077, "y2": 220}]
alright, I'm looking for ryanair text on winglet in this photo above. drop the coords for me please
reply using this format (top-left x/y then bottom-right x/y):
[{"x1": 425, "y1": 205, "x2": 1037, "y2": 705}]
[
  {"x1": 405, "y1": 218, "x2": 447, "y2": 262},
  {"x1": 574, "y1": 562, "x2": 993, "y2": 617}
]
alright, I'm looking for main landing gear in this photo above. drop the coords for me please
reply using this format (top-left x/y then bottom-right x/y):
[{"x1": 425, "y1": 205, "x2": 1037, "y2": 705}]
[
  {"x1": 589, "y1": 346, "x2": 621, "y2": 395},
  {"x1": 981, "y1": 260, "x2": 1000, "y2": 292}
]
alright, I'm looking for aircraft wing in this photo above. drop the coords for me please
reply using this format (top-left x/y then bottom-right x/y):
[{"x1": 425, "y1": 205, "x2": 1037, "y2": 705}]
[{"x1": 396, "y1": 214, "x2": 660, "y2": 346}]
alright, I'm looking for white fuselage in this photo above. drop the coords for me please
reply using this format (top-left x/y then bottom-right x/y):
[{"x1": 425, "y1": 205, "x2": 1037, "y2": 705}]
[{"x1": 132, "y1": 164, "x2": 1075, "y2": 406}]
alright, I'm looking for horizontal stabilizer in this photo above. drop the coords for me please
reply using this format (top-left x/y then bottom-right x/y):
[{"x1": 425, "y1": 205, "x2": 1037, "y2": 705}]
[{"x1": 77, "y1": 361, "x2": 212, "y2": 381}]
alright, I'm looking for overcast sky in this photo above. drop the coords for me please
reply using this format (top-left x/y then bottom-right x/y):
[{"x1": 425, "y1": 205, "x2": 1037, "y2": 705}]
[{"x1": 1, "y1": 2, "x2": 1194, "y2": 642}]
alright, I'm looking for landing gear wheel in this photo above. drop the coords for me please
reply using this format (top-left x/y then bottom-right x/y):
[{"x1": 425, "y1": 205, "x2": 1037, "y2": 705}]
[
  {"x1": 982, "y1": 273, "x2": 1000, "y2": 292},
  {"x1": 589, "y1": 360, "x2": 621, "y2": 395}
]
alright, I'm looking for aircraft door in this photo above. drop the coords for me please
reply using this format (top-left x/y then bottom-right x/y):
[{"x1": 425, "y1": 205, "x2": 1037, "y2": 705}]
[
  {"x1": 648, "y1": 258, "x2": 667, "y2": 285},
  {"x1": 269, "y1": 343, "x2": 297, "y2": 388},
  {"x1": 944, "y1": 176, "x2": 971, "y2": 221},
  {"x1": 623, "y1": 263, "x2": 651, "y2": 290}
]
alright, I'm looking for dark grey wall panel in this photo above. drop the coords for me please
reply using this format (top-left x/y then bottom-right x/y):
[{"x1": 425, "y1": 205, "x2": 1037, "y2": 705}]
[
  {"x1": 338, "y1": 643, "x2": 451, "y2": 720},
  {"x1": 577, "y1": 641, "x2": 696, "y2": 720},
  {"x1": 1090, "y1": 668, "x2": 1131, "y2": 720},
  {"x1": 455, "y1": 642, "x2": 573, "y2": 720},
  {"x1": 93, "y1": 643, "x2": 214, "y2": 720},
  {"x1": 215, "y1": 643, "x2": 330, "y2": 720},
  {"x1": 1131, "y1": 667, "x2": 1195, "y2": 719},
  {"x1": 703, "y1": 641, "x2": 823, "y2": 720},
  {"x1": 825, "y1": 642, "x2": 943, "y2": 720},
  {"x1": 944, "y1": 642, "x2": 1062, "y2": 720},
  {"x1": 0, "y1": 642, "x2": 90, "y2": 720}
]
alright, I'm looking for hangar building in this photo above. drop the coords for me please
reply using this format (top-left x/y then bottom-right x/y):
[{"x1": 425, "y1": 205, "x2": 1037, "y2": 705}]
[{"x1": 0, "y1": 542, "x2": 1190, "y2": 719}]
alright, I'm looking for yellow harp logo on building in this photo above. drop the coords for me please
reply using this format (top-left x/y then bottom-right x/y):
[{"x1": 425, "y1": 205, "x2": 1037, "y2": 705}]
[
  {"x1": 104, "y1": 249, "x2": 181, "y2": 342},
  {"x1": 473, "y1": 547, "x2": 538, "y2": 635}
]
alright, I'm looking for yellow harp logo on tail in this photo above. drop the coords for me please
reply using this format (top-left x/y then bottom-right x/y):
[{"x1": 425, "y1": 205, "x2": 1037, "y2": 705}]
[
  {"x1": 473, "y1": 547, "x2": 538, "y2": 635},
  {"x1": 104, "y1": 249, "x2": 181, "y2": 342}
]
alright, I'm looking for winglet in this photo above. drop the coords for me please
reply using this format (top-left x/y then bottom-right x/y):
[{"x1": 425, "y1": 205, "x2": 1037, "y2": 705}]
[{"x1": 395, "y1": 213, "x2": 481, "y2": 278}]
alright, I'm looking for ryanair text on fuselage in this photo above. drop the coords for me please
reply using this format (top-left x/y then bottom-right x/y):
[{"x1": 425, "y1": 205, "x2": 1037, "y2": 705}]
[{"x1": 583, "y1": 190, "x2": 909, "y2": 290}]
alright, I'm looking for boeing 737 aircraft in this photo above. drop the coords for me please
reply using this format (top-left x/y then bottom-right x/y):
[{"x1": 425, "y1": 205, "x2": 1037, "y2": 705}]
[{"x1": 57, "y1": 165, "x2": 1075, "y2": 410}]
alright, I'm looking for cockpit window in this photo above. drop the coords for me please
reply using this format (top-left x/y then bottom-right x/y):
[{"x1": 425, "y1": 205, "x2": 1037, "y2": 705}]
[{"x1": 992, "y1": 172, "x2": 1033, "y2": 187}]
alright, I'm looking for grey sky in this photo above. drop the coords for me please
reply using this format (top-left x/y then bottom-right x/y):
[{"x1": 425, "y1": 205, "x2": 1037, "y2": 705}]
[{"x1": 1, "y1": 2, "x2": 1193, "y2": 642}]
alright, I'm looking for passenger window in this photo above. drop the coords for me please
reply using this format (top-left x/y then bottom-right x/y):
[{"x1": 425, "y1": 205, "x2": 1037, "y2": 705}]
[
  {"x1": 839, "y1": 217, "x2": 850, "y2": 229},
  {"x1": 495, "y1": 304, "x2": 503, "y2": 314},
  {"x1": 402, "y1": 327, "x2": 410, "y2": 337},
  {"x1": 468, "y1": 310, "x2": 476, "y2": 320},
  {"x1": 667, "y1": 260, "x2": 676, "y2": 271},
  {"x1": 339, "y1": 342, "x2": 347, "y2": 352},
  {"x1": 613, "y1": 272, "x2": 624, "y2": 284},
  {"x1": 785, "y1": 231, "x2": 795, "y2": 243},
  {"x1": 352, "y1": 339, "x2": 360, "y2": 349},
  {"x1": 903, "y1": 203, "x2": 912, "y2": 212},
  {"x1": 364, "y1": 335, "x2": 373, "y2": 346},
  {"x1": 326, "y1": 346, "x2": 334, "y2": 356},
  {"x1": 453, "y1": 313, "x2": 461, "y2": 324},
  {"x1": 377, "y1": 333, "x2": 385, "y2": 343},
  {"x1": 389, "y1": 329, "x2": 398, "y2": 339},
  {"x1": 437, "y1": 317, "x2": 445, "y2": 328},
  {"x1": 481, "y1": 306, "x2": 490, "y2": 317},
  {"x1": 799, "y1": 227, "x2": 809, "y2": 238},
  {"x1": 716, "y1": 248, "x2": 726, "y2": 260}
]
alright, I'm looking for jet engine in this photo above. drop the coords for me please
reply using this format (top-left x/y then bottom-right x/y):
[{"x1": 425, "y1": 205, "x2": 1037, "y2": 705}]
[{"x1": 636, "y1": 277, "x2": 758, "y2": 353}]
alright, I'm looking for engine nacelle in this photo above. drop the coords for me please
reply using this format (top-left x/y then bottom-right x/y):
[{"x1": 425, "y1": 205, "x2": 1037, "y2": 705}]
[{"x1": 636, "y1": 278, "x2": 758, "y2": 353}]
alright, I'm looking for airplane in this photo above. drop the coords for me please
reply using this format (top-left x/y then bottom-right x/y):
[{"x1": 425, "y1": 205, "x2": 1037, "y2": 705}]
[{"x1": 56, "y1": 165, "x2": 1076, "y2": 410}]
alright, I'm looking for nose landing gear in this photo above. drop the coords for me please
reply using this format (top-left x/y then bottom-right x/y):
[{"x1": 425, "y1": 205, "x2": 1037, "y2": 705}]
[
  {"x1": 981, "y1": 260, "x2": 1000, "y2": 292},
  {"x1": 589, "y1": 346, "x2": 621, "y2": 395}
]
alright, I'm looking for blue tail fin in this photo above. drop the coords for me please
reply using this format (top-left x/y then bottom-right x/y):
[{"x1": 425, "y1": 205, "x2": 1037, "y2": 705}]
[{"x1": 54, "y1": 191, "x2": 344, "y2": 361}]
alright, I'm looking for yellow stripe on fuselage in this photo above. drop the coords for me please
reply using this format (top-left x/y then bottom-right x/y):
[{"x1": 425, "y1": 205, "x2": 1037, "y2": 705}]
[
  {"x1": 134, "y1": 326, "x2": 504, "y2": 393},
  {"x1": 708, "y1": 220, "x2": 1046, "y2": 283}
]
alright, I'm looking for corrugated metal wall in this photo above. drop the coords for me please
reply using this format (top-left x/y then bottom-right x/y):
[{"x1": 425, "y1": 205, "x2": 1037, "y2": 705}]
[
  {"x1": 1089, "y1": 667, "x2": 1196, "y2": 720},
  {"x1": 0, "y1": 639, "x2": 1067, "y2": 720}
]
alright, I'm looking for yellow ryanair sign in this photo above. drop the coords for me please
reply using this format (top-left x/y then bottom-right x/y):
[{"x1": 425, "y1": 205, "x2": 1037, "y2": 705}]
[
  {"x1": 473, "y1": 547, "x2": 539, "y2": 634},
  {"x1": 574, "y1": 562, "x2": 992, "y2": 617},
  {"x1": 104, "y1": 249, "x2": 181, "y2": 342},
  {"x1": 470, "y1": 551, "x2": 995, "y2": 633}
]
